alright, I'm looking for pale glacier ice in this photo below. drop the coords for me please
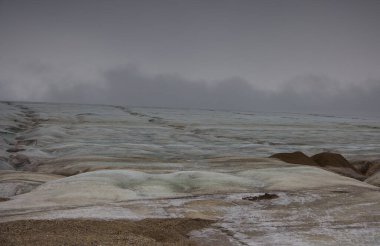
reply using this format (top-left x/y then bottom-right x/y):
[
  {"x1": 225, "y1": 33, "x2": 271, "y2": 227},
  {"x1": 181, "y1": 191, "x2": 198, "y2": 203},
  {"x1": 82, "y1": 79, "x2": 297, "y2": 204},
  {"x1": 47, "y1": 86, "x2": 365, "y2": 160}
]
[{"x1": 1, "y1": 102, "x2": 379, "y2": 245}]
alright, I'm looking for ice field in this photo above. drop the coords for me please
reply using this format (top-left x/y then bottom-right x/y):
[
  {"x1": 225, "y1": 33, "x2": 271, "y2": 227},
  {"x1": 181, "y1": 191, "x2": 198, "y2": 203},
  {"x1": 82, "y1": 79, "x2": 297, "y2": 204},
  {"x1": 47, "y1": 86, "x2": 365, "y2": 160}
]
[{"x1": 0, "y1": 101, "x2": 379, "y2": 245}]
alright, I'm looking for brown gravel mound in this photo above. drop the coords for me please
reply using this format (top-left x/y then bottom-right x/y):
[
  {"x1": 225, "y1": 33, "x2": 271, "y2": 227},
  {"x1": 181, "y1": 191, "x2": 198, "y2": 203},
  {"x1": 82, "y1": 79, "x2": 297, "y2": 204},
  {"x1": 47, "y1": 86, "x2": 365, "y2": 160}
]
[
  {"x1": 0, "y1": 218, "x2": 214, "y2": 246},
  {"x1": 270, "y1": 151, "x2": 368, "y2": 180},
  {"x1": 270, "y1": 151, "x2": 317, "y2": 165},
  {"x1": 311, "y1": 152, "x2": 356, "y2": 170}
]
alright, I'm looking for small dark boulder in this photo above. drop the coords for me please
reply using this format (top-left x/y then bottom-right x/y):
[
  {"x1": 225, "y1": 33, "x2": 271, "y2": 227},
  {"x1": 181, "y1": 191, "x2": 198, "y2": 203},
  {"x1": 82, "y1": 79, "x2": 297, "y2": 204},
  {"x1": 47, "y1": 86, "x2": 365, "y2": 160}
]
[{"x1": 242, "y1": 193, "x2": 279, "y2": 201}]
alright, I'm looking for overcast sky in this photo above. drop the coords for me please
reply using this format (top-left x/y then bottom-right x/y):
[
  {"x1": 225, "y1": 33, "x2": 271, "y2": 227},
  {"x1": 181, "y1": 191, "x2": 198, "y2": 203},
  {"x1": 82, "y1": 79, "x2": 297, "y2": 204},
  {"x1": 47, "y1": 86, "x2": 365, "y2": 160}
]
[{"x1": 0, "y1": 0, "x2": 379, "y2": 116}]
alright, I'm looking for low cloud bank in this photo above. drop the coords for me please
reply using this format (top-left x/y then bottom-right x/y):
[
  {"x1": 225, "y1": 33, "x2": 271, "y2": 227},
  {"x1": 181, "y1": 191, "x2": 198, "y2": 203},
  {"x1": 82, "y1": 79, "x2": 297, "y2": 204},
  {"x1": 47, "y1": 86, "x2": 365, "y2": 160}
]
[{"x1": 1, "y1": 66, "x2": 379, "y2": 117}]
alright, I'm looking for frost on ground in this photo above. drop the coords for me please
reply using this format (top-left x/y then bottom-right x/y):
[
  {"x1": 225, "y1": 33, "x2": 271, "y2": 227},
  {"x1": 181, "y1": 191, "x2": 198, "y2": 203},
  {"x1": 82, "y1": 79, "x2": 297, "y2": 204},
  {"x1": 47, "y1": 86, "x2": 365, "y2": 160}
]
[{"x1": 0, "y1": 102, "x2": 379, "y2": 245}]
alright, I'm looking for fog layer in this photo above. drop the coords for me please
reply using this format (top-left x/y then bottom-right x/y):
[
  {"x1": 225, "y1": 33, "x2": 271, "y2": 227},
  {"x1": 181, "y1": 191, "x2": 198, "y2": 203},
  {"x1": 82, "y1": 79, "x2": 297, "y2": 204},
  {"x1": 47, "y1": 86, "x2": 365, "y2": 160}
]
[{"x1": 1, "y1": 66, "x2": 378, "y2": 117}]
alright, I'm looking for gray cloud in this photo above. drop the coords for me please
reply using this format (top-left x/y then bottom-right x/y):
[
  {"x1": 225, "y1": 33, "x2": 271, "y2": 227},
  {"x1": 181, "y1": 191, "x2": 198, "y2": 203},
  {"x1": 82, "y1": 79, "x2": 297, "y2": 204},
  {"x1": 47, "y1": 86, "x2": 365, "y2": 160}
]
[
  {"x1": 0, "y1": 0, "x2": 379, "y2": 117},
  {"x1": 30, "y1": 65, "x2": 378, "y2": 117},
  {"x1": 273, "y1": 75, "x2": 380, "y2": 115},
  {"x1": 43, "y1": 66, "x2": 264, "y2": 111},
  {"x1": 1, "y1": 0, "x2": 380, "y2": 89}
]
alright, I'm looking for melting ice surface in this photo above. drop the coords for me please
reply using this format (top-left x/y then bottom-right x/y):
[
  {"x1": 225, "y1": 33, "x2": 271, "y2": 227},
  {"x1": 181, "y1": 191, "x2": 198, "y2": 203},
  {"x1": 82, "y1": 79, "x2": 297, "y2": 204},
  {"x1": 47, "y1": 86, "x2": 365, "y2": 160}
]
[
  {"x1": 1, "y1": 102, "x2": 380, "y2": 245},
  {"x1": 1, "y1": 101, "x2": 380, "y2": 161}
]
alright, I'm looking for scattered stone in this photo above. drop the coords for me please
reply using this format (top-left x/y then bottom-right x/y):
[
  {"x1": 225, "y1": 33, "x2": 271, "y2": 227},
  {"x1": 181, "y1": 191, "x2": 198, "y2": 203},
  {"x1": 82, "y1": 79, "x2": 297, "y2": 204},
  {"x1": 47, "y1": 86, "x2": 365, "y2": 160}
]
[{"x1": 242, "y1": 193, "x2": 279, "y2": 201}]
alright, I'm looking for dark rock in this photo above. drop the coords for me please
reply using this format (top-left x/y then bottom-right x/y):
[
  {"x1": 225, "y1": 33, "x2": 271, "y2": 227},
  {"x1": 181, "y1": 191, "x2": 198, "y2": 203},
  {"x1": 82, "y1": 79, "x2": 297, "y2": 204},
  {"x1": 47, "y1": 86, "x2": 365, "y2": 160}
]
[
  {"x1": 310, "y1": 152, "x2": 367, "y2": 180},
  {"x1": 270, "y1": 151, "x2": 317, "y2": 165},
  {"x1": 242, "y1": 193, "x2": 279, "y2": 201},
  {"x1": 330, "y1": 190, "x2": 349, "y2": 193},
  {"x1": 311, "y1": 152, "x2": 355, "y2": 169}
]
